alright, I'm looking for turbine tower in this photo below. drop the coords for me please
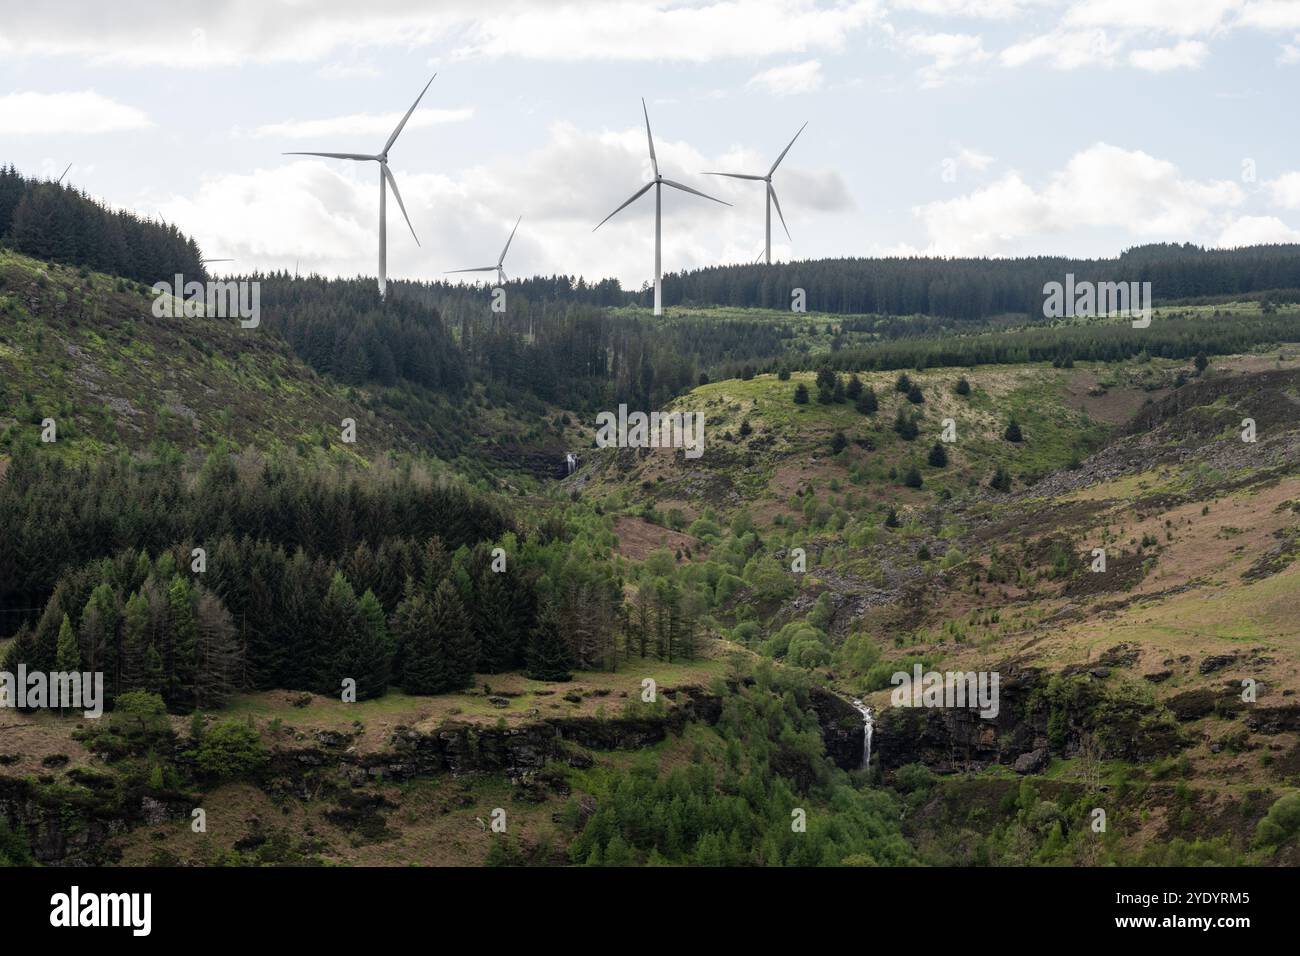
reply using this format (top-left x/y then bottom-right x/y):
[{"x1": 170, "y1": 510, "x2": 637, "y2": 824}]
[
  {"x1": 446, "y1": 216, "x2": 521, "y2": 286},
  {"x1": 284, "y1": 74, "x2": 435, "y2": 297},
  {"x1": 594, "y1": 99, "x2": 729, "y2": 317},
  {"x1": 705, "y1": 122, "x2": 806, "y2": 265}
]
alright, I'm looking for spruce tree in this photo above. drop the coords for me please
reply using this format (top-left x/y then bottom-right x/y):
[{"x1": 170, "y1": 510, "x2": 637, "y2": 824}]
[
  {"x1": 525, "y1": 604, "x2": 573, "y2": 681},
  {"x1": 432, "y1": 579, "x2": 478, "y2": 691},
  {"x1": 393, "y1": 588, "x2": 444, "y2": 694}
]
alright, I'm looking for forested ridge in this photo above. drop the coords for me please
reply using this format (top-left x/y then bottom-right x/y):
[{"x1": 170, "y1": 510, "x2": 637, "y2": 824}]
[
  {"x1": 0, "y1": 165, "x2": 203, "y2": 285},
  {"x1": 657, "y1": 243, "x2": 1300, "y2": 318}
]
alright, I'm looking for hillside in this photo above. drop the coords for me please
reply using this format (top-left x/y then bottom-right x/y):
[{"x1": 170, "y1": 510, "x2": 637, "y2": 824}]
[
  {"x1": 2, "y1": 235, "x2": 1300, "y2": 869},
  {"x1": 0, "y1": 249, "x2": 577, "y2": 484}
]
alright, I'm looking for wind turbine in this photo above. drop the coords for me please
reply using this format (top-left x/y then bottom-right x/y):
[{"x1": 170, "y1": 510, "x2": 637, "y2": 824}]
[
  {"x1": 284, "y1": 74, "x2": 435, "y2": 297},
  {"x1": 594, "y1": 99, "x2": 729, "y2": 316},
  {"x1": 56, "y1": 163, "x2": 72, "y2": 185},
  {"x1": 446, "y1": 216, "x2": 521, "y2": 286},
  {"x1": 704, "y1": 122, "x2": 806, "y2": 265}
]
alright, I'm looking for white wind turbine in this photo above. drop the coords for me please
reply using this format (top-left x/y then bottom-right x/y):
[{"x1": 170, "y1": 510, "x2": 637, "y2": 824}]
[
  {"x1": 705, "y1": 122, "x2": 806, "y2": 265},
  {"x1": 594, "y1": 99, "x2": 729, "y2": 317},
  {"x1": 284, "y1": 75, "x2": 435, "y2": 297},
  {"x1": 446, "y1": 216, "x2": 521, "y2": 286}
]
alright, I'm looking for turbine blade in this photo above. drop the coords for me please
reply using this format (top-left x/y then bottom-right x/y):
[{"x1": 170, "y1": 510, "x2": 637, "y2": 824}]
[
  {"x1": 385, "y1": 74, "x2": 436, "y2": 155},
  {"x1": 641, "y1": 98, "x2": 658, "y2": 178},
  {"x1": 57, "y1": 162, "x2": 72, "y2": 184},
  {"x1": 446, "y1": 267, "x2": 496, "y2": 273},
  {"x1": 769, "y1": 183, "x2": 790, "y2": 240},
  {"x1": 594, "y1": 181, "x2": 654, "y2": 231},
  {"x1": 499, "y1": 216, "x2": 521, "y2": 266},
  {"x1": 382, "y1": 164, "x2": 420, "y2": 246},
  {"x1": 284, "y1": 151, "x2": 377, "y2": 161},
  {"x1": 769, "y1": 121, "x2": 808, "y2": 176},
  {"x1": 702, "y1": 171, "x2": 765, "y2": 180},
  {"x1": 660, "y1": 178, "x2": 731, "y2": 206}
]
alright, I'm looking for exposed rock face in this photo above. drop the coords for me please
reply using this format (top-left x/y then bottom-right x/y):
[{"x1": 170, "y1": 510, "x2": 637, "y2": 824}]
[
  {"x1": 807, "y1": 686, "x2": 865, "y2": 772},
  {"x1": 873, "y1": 665, "x2": 1187, "y2": 774},
  {"x1": 341, "y1": 686, "x2": 728, "y2": 784},
  {"x1": 0, "y1": 775, "x2": 191, "y2": 866}
]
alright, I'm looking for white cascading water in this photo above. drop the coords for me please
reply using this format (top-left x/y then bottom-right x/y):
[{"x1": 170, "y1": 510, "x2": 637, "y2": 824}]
[{"x1": 851, "y1": 698, "x2": 873, "y2": 769}]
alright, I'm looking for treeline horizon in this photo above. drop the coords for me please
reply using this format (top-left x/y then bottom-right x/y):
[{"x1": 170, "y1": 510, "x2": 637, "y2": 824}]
[{"x1": 0, "y1": 165, "x2": 204, "y2": 286}]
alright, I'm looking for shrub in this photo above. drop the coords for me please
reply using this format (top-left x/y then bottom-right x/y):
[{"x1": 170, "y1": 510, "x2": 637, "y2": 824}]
[{"x1": 190, "y1": 720, "x2": 268, "y2": 780}]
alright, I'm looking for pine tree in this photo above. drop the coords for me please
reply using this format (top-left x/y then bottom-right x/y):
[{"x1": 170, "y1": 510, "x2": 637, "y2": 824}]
[
  {"x1": 121, "y1": 591, "x2": 152, "y2": 692},
  {"x1": 855, "y1": 386, "x2": 878, "y2": 415},
  {"x1": 393, "y1": 588, "x2": 444, "y2": 694},
  {"x1": 165, "y1": 575, "x2": 198, "y2": 712},
  {"x1": 955, "y1": 376, "x2": 971, "y2": 396},
  {"x1": 433, "y1": 579, "x2": 478, "y2": 691},
  {"x1": 793, "y1": 383, "x2": 809, "y2": 405},
  {"x1": 1004, "y1": 418, "x2": 1024, "y2": 443},
  {"x1": 525, "y1": 604, "x2": 572, "y2": 681},
  {"x1": 194, "y1": 586, "x2": 240, "y2": 709},
  {"x1": 54, "y1": 615, "x2": 80, "y2": 715},
  {"x1": 927, "y1": 442, "x2": 948, "y2": 467}
]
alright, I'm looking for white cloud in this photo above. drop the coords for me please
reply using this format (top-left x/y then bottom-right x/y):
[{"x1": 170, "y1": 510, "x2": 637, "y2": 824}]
[
  {"x1": 1000, "y1": 28, "x2": 1121, "y2": 69},
  {"x1": 252, "y1": 108, "x2": 475, "y2": 140},
  {"x1": 889, "y1": 0, "x2": 1050, "y2": 16},
  {"x1": 1216, "y1": 215, "x2": 1300, "y2": 247},
  {"x1": 0, "y1": 89, "x2": 152, "y2": 134},
  {"x1": 913, "y1": 142, "x2": 1245, "y2": 254},
  {"x1": 1128, "y1": 40, "x2": 1209, "y2": 71},
  {"x1": 904, "y1": 31, "x2": 990, "y2": 85},
  {"x1": 1064, "y1": 0, "x2": 1239, "y2": 37},
  {"x1": 0, "y1": 1, "x2": 885, "y2": 67},
  {"x1": 746, "y1": 60, "x2": 825, "y2": 95},
  {"x1": 1239, "y1": 1, "x2": 1300, "y2": 31},
  {"x1": 1267, "y1": 171, "x2": 1300, "y2": 209},
  {"x1": 454, "y1": 1, "x2": 884, "y2": 62}
]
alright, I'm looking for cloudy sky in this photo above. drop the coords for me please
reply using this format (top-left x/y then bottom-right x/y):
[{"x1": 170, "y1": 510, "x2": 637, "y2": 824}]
[{"x1": 4, "y1": 0, "x2": 1300, "y2": 287}]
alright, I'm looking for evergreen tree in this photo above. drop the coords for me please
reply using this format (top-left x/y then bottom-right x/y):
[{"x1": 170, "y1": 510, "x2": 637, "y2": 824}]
[
  {"x1": 194, "y1": 586, "x2": 240, "y2": 709},
  {"x1": 955, "y1": 376, "x2": 971, "y2": 396},
  {"x1": 54, "y1": 615, "x2": 80, "y2": 715},
  {"x1": 525, "y1": 604, "x2": 573, "y2": 681},
  {"x1": 433, "y1": 579, "x2": 478, "y2": 690},
  {"x1": 793, "y1": 383, "x2": 809, "y2": 405},
  {"x1": 1004, "y1": 418, "x2": 1024, "y2": 443},
  {"x1": 855, "y1": 386, "x2": 878, "y2": 415},
  {"x1": 927, "y1": 442, "x2": 949, "y2": 467}
]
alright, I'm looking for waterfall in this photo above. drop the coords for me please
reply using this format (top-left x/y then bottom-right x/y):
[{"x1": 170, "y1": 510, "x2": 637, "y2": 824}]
[{"x1": 851, "y1": 698, "x2": 873, "y2": 769}]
